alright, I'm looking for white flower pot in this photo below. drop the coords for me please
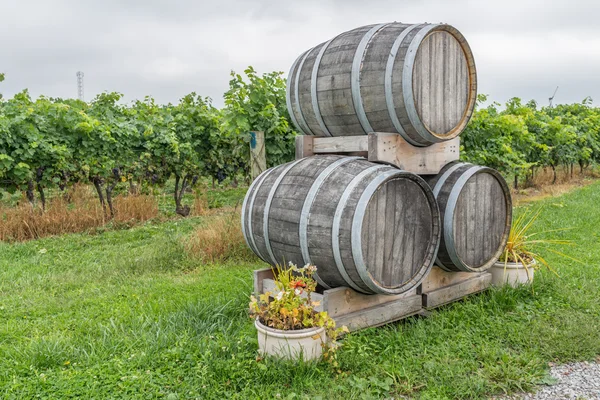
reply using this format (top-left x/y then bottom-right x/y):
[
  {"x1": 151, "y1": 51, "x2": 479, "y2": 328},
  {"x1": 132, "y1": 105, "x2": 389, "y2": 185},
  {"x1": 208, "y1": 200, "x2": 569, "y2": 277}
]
[
  {"x1": 255, "y1": 319, "x2": 326, "y2": 361},
  {"x1": 490, "y1": 260, "x2": 536, "y2": 287}
]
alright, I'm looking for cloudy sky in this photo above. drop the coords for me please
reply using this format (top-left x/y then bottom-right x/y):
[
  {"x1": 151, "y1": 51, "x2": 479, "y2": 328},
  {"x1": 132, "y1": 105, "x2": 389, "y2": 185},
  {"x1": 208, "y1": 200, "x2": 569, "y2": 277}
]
[{"x1": 1, "y1": 0, "x2": 599, "y2": 107}]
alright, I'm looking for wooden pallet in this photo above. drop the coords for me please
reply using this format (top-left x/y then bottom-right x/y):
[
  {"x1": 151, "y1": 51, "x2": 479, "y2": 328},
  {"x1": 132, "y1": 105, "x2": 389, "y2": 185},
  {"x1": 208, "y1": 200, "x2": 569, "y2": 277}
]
[
  {"x1": 253, "y1": 266, "x2": 491, "y2": 332},
  {"x1": 295, "y1": 133, "x2": 459, "y2": 175},
  {"x1": 418, "y1": 267, "x2": 492, "y2": 309}
]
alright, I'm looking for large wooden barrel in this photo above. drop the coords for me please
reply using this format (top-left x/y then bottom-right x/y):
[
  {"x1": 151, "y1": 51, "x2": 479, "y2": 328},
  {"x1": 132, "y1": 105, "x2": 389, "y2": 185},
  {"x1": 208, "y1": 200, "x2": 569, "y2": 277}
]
[
  {"x1": 287, "y1": 22, "x2": 477, "y2": 146},
  {"x1": 425, "y1": 162, "x2": 512, "y2": 273},
  {"x1": 242, "y1": 155, "x2": 441, "y2": 295}
]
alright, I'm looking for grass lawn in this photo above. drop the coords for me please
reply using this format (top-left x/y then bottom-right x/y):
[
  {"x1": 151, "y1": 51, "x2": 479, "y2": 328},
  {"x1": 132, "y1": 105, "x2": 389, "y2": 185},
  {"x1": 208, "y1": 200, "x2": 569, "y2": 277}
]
[{"x1": 1, "y1": 182, "x2": 599, "y2": 399}]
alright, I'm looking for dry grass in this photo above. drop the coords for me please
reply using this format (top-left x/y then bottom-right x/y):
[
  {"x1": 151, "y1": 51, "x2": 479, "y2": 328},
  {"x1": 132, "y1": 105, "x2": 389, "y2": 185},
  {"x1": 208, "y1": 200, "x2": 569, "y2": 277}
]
[
  {"x1": 0, "y1": 188, "x2": 159, "y2": 242},
  {"x1": 191, "y1": 187, "x2": 209, "y2": 216},
  {"x1": 185, "y1": 210, "x2": 255, "y2": 263},
  {"x1": 513, "y1": 167, "x2": 600, "y2": 205}
]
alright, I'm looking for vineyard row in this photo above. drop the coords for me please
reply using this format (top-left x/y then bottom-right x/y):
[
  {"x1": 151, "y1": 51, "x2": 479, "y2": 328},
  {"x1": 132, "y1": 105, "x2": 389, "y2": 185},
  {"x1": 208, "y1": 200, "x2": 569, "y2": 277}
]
[{"x1": 1, "y1": 69, "x2": 599, "y2": 217}]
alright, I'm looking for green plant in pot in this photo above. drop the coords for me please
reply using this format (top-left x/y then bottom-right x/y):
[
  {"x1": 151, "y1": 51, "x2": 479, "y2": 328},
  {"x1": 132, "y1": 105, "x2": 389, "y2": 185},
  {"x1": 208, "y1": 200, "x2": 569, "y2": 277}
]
[
  {"x1": 249, "y1": 262, "x2": 347, "y2": 362},
  {"x1": 491, "y1": 207, "x2": 574, "y2": 287}
]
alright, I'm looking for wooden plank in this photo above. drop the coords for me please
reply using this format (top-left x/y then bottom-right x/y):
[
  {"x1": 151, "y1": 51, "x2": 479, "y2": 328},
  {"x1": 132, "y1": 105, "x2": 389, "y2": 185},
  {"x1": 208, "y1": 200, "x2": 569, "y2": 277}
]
[
  {"x1": 250, "y1": 131, "x2": 266, "y2": 180},
  {"x1": 301, "y1": 132, "x2": 459, "y2": 175},
  {"x1": 422, "y1": 273, "x2": 492, "y2": 308},
  {"x1": 322, "y1": 286, "x2": 417, "y2": 318},
  {"x1": 253, "y1": 268, "x2": 274, "y2": 295},
  {"x1": 311, "y1": 136, "x2": 369, "y2": 153},
  {"x1": 333, "y1": 294, "x2": 423, "y2": 332},
  {"x1": 419, "y1": 266, "x2": 485, "y2": 293},
  {"x1": 368, "y1": 132, "x2": 459, "y2": 174},
  {"x1": 295, "y1": 135, "x2": 314, "y2": 159}
]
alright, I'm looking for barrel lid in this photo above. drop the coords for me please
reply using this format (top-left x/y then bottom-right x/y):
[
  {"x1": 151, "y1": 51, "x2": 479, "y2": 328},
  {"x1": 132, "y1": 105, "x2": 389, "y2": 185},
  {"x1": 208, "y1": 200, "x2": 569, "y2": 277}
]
[
  {"x1": 412, "y1": 26, "x2": 476, "y2": 138},
  {"x1": 357, "y1": 173, "x2": 439, "y2": 293},
  {"x1": 450, "y1": 167, "x2": 511, "y2": 271}
]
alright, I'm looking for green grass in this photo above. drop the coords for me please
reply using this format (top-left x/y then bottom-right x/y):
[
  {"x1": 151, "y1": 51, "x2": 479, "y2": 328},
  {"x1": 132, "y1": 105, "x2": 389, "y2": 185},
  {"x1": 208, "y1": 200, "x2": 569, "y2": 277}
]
[{"x1": 1, "y1": 183, "x2": 600, "y2": 399}]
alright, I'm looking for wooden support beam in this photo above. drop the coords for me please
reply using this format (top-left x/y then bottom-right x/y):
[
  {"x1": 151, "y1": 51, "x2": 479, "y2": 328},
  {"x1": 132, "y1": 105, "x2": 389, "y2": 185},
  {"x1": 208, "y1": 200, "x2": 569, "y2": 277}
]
[
  {"x1": 250, "y1": 131, "x2": 266, "y2": 179},
  {"x1": 253, "y1": 267, "x2": 492, "y2": 333},
  {"x1": 295, "y1": 135, "x2": 314, "y2": 159},
  {"x1": 322, "y1": 286, "x2": 417, "y2": 318},
  {"x1": 368, "y1": 133, "x2": 460, "y2": 175},
  {"x1": 312, "y1": 136, "x2": 368, "y2": 154},
  {"x1": 294, "y1": 133, "x2": 459, "y2": 174},
  {"x1": 333, "y1": 295, "x2": 423, "y2": 332},
  {"x1": 421, "y1": 274, "x2": 491, "y2": 308},
  {"x1": 253, "y1": 268, "x2": 274, "y2": 296},
  {"x1": 418, "y1": 266, "x2": 485, "y2": 293}
]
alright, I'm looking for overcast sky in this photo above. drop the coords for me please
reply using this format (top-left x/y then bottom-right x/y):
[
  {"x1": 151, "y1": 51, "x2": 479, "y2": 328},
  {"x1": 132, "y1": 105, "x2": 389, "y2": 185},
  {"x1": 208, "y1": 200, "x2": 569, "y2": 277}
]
[{"x1": 1, "y1": 0, "x2": 599, "y2": 107}]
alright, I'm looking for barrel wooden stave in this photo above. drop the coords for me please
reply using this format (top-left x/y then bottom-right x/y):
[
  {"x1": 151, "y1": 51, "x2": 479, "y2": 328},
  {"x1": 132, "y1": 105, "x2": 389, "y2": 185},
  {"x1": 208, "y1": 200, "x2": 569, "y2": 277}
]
[
  {"x1": 426, "y1": 162, "x2": 512, "y2": 272},
  {"x1": 243, "y1": 155, "x2": 441, "y2": 295},
  {"x1": 289, "y1": 22, "x2": 477, "y2": 145}
]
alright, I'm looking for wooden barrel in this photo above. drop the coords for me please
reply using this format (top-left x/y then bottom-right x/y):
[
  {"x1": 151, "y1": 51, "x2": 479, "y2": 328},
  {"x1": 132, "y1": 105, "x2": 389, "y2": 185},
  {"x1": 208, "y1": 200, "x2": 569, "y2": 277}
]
[
  {"x1": 286, "y1": 23, "x2": 477, "y2": 146},
  {"x1": 242, "y1": 155, "x2": 440, "y2": 295},
  {"x1": 425, "y1": 162, "x2": 512, "y2": 273}
]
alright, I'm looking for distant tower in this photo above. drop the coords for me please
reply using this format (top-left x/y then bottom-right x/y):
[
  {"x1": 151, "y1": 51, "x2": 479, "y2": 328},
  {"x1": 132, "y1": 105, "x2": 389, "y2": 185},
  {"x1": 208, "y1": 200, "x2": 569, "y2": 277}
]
[{"x1": 76, "y1": 71, "x2": 84, "y2": 101}]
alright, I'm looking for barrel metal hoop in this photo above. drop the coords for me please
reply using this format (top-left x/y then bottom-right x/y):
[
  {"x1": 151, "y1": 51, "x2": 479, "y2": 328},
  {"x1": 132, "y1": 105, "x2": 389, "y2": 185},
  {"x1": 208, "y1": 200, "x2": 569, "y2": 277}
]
[
  {"x1": 311, "y1": 40, "x2": 334, "y2": 137},
  {"x1": 241, "y1": 168, "x2": 270, "y2": 252},
  {"x1": 351, "y1": 23, "x2": 389, "y2": 135},
  {"x1": 444, "y1": 165, "x2": 485, "y2": 271},
  {"x1": 332, "y1": 164, "x2": 389, "y2": 293},
  {"x1": 263, "y1": 159, "x2": 306, "y2": 265},
  {"x1": 245, "y1": 167, "x2": 277, "y2": 263},
  {"x1": 286, "y1": 50, "x2": 308, "y2": 135},
  {"x1": 294, "y1": 49, "x2": 317, "y2": 136},
  {"x1": 299, "y1": 156, "x2": 360, "y2": 288},
  {"x1": 431, "y1": 162, "x2": 467, "y2": 270},
  {"x1": 402, "y1": 24, "x2": 442, "y2": 144},
  {"x1": 431, "y1": 163, "x2": 469, "y2": 197},
  {"x1": 351, "y1": 168, "x2": 402, "y2": 294},
  {"x1": 384, "y1": 23, "x2": 422, "y2": 146}
]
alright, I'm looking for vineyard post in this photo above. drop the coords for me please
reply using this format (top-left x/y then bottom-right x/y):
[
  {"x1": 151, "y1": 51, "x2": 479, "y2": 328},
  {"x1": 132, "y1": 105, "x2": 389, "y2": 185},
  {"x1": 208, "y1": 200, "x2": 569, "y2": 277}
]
[{"x1": 249, "y1": 131, "x2": 266, "y2": 180}]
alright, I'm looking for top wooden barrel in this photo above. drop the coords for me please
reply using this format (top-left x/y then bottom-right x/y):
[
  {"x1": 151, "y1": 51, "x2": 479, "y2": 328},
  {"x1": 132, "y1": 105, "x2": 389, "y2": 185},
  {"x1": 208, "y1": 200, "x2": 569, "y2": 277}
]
[{"x1": 287, "y1": 22, "x2": 477, "y2": 146}]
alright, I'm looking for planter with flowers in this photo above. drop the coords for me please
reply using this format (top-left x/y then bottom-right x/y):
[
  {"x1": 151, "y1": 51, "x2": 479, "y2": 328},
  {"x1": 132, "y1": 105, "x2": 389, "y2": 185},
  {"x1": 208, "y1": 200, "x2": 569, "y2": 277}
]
[
  {"x1": 249, "y1": 263, "x2": 346, "y2": 362},
  {"x1": 492, "y1": 208, "x2": 573, "y2": 287}
]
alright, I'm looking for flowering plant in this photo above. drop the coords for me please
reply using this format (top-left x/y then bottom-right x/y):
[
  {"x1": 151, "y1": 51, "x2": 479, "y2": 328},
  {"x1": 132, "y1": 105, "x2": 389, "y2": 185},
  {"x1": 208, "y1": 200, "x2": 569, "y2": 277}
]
[{"x1": 249, "y1": 262, "x2": 347, "y2": 340}]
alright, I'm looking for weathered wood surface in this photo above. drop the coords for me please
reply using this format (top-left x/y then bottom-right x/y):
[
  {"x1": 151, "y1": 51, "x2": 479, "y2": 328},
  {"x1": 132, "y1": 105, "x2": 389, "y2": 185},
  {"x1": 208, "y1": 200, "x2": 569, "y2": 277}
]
[
  {"x1": 242, "y1": 155, "x2": 440, "y2": 295},
  {"x1": 425, "y1": 162, "x2": 512, "y2": 272},
  {"x1": 322, "y1": 286, "x2": 417, "y2": 318},
  {"x1": 295, "y1": 135, "x2": 314, "y2": 159},
  {"x1": 249, "y1": 131, "x2": 266, "y2": 180},
  {"x1": 334, "y1": 295, "x2": 423, "y2": 332},
  {"x1": 253, "y1": 268, "x2": 275, "y2": 296},
  {"x1": 418, "y1": 266, "x2": 485, "y2": 293},
  {"x1": 296, "y1": 133, "x2": 459, "y2": 174},
  {"x1": 421, "y1": 273, "x2": 492, "y2": 308},
  {"x1": 367, "y1": 133, "x2": 459, "y2": 174},
  {"x1": 287, "y1": 22, "x2": 477, "y2": 146},
  {"x1": 413, "y1": 31, "x2": 469, "y2": 136}
]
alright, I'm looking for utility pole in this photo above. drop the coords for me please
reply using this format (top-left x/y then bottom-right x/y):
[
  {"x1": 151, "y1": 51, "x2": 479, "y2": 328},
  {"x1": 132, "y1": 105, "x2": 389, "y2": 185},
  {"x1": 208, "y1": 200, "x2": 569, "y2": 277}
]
[
  {"x1": 76, "y1": 71, "x2": 84, "y2": 101},
  {"x1": 548, "y1": 86, "x2": 558, "y2": 108}
]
